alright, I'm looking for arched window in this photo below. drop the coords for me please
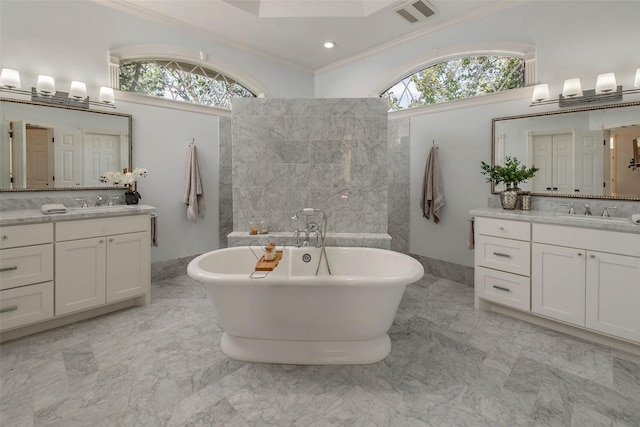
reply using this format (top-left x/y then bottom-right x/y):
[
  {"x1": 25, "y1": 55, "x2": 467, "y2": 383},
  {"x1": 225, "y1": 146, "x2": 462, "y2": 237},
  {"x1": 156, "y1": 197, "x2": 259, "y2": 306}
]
[
  {"x1": 118, "y1": 59, "x2": 256, "y2": 109},
  {"x1": 382, "y1": 55, "x2": 525, "y2": 111}
]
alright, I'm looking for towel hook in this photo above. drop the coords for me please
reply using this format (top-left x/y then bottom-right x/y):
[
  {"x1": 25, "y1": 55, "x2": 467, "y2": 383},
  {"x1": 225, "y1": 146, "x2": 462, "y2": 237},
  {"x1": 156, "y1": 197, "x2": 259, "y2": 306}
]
[{"x1": 432, "y1": 140, "x2": 438, "y2": 149}]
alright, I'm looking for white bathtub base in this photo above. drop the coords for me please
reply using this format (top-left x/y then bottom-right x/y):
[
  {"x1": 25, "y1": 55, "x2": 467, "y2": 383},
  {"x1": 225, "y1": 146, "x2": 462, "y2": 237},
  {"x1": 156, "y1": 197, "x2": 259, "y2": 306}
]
[{"x1": 220, "y1": 332, "x2": 391, "y2": 365}]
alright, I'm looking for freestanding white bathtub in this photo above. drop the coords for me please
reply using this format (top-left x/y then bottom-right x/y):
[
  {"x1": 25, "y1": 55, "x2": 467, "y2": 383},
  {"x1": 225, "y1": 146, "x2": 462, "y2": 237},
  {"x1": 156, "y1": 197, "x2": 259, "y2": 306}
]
[{"x1": 187, "y1": 246, "x2": 424, "y2": 364}]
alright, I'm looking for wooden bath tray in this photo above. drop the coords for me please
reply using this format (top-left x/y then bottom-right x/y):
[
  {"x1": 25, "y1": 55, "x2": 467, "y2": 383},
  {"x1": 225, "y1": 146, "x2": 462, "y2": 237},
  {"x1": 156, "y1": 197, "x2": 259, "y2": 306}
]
[{"x1": 255, "y1": 250, "x2": 283, "y2": 271}]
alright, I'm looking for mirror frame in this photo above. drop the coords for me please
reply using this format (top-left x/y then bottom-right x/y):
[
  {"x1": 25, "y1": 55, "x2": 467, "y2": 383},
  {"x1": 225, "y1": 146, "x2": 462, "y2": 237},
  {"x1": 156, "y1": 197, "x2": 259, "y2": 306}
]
[
  {"x1": 491, "y1": 100, "x2": 640, "y2": 201},
  {"x1": 0, "y1": 97, "x2": 132, "y2": 192}
]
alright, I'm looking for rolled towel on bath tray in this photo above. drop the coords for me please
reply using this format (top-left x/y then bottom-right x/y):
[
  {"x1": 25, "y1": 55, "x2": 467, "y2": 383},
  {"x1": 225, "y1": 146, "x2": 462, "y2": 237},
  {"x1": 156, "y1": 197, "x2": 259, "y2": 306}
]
[{"x1": 255, "y1": 250, "x2": 283, "y2": 271}]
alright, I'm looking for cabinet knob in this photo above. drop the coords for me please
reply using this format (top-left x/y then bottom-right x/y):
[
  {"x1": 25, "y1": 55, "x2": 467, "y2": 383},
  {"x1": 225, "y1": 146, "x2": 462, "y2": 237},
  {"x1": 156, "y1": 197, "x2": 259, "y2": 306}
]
[
  {"x1": 98, "y1": 239, "x2": 104, "y2": 244},
  {"x1": 590, "y1": 254, "x2": 596, "y2": 259},
  {"x1": 109, "y1": 238, "x2": 114, "y2": 242},
  {"x1": 499, "y1": 227, "x2": 505, "y2": 231},
  {"x1": 577, "y1": 252, "x2": 582, "y2": 257},
  {"x1": 1, "y1": 235, "x2": 7, "y2": 240}
]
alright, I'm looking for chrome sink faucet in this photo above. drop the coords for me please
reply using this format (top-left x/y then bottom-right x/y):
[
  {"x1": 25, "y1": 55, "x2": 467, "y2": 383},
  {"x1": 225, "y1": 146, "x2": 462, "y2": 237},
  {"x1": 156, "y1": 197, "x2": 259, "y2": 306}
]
[
  {"x1": 95, "y1": 195, "x2": 105, "y2": 207},
  {"x1": 583, "y1": 203, "x2": 592, "y2": 215},
  {"x1": 75, "y1": 197, "x2": 88, "y2": 208},
  {"x1": 561, "y1": 203, "x2": 575, "y2": 214},
  {"x1": 601, "y1": 206, "x2": 617, "y2": 217}
]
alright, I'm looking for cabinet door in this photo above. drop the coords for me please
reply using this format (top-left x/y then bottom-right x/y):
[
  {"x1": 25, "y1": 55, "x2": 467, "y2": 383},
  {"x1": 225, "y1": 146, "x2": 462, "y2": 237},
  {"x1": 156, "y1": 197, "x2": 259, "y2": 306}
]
[
  {"x1": 586, "y1": 251, "x2": 640, "y2": 343},
  {"x1": 55, "y1": 238, "x2": 106, "y2": 316},
  {"x1": 532, "y1": 243, "x2": 585, "y2": 326},
  {"x1": 106, "y1": 231, "x2": 150, "y2": 303}
]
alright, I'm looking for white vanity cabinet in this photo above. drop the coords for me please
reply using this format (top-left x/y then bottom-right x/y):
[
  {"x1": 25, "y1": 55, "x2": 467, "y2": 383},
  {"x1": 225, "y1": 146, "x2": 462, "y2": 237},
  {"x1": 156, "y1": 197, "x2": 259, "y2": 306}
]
[
  {"x1": 474, "y1": 217, "x2": 531, "y2": 311},
  {"x1": 531, "y1": 243, "x2": 586, "y2": 326},
  {"x1": 55, "y1": 215, "x2": 150, "y2": 316},
  {"x1": 532, "y1": 223, "x2": 640, "y2": 342},
  {"x1": 0, "y1": 223, "x2": 54, "y2": 330},
  {"x1": 473, "y1": 210, "x2": 640, "y2": 350}
]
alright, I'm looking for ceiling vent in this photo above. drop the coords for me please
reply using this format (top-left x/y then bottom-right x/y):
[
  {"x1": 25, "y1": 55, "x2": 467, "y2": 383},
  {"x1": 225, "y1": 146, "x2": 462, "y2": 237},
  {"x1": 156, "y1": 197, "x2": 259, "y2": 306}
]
[{"x1": 394, "y1": 0, "x2": 436, "y2": 24}]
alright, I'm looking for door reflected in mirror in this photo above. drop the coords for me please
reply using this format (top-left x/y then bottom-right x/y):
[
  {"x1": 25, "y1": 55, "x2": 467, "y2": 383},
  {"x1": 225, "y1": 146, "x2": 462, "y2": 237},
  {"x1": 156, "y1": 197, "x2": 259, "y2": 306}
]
[
  {"x1": 492, "y1": 101, "x2": 640, "y2": 201},
  {"x1": 1, "y1": 98, "x2": 131, "y2": 191}
]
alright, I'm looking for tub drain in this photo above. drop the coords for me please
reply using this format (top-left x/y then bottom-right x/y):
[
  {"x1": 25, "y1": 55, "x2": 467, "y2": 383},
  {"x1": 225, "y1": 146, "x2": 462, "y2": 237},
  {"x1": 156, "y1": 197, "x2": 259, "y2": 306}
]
[{"x1": 302, "y1": 253, "x2": 312, "y2": 263}]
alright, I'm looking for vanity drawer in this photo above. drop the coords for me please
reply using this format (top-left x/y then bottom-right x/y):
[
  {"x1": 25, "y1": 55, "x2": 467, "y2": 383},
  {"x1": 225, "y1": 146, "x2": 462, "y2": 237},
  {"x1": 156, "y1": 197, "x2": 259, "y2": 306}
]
[
  {"x1": 475, "y1": 266, "x2": 530, "y2": 311},
  {"x1": 0, "y1": 223, "x2": 53, "y2": 249},
  {"x1": 475, "y1": 217, "x2": 530, "y2": 241},
  {"x1": 533, "y1": 224, "x2": 640, "y2": 257},
  {"x1": 0, "y1": 244, "x2": 54, "y2": 290},
  {"x1": 474, "y1": 235, "x2": 531, "y2": 276},
  {"x1": 56, "y1": 215, "x2": 149, "y2": 241},
  {"x1": 0, "y1": 281, "x2": 54, "y2": 331}
]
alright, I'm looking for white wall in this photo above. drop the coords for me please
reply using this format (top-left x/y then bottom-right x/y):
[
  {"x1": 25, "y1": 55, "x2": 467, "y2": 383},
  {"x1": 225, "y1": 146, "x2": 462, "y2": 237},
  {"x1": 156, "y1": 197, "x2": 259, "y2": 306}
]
[
  {"x1": 115, "y1": 101, "x2": 220, "y2": 262},
  {"x1": 0, "y1": 1, "x2": 314, "y2": 98},
  {"x1": 316, "y1": 0, "x2": 640, "y2": 267},
  {"x1": 0, "y1": 0, "x2": 314, "y2": 262}
]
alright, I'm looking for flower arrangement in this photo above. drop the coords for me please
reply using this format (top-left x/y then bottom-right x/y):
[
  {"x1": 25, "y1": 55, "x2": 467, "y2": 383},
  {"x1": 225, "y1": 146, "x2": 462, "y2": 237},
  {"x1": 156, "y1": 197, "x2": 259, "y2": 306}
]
[
  {"x1": 100, "y1": 167, "x2": 148, "y2": 204},
  {"x1": 480, "y1": 156, "x2": 538, "y2": 187}
]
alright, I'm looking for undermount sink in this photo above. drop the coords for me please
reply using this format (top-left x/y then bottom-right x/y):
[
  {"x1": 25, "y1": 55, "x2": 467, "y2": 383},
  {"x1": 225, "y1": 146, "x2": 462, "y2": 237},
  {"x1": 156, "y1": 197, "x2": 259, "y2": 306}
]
[
  {"x1": 68, "y1": 205, "x2": 138, "y2": 213},
  {"x1": 553, "y1": 213, "x2": 630, "y2": 223}
]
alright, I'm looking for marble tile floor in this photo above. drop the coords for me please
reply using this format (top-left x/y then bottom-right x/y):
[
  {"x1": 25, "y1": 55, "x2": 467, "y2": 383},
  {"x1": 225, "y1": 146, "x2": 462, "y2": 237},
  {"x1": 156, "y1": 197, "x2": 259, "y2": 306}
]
[{"x1": 1, "y1": 273, "x2": 640, "y2": 427}]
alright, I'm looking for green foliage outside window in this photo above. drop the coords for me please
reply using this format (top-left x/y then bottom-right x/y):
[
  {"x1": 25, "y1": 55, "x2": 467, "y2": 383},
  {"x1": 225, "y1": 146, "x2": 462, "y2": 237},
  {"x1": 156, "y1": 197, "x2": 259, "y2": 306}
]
[
  {"x1": 383, "y1": 56, "x2": 525, "y2": 111},
  {"x1": 119, "y1": 60, "x2": 255, "y2": 109}
]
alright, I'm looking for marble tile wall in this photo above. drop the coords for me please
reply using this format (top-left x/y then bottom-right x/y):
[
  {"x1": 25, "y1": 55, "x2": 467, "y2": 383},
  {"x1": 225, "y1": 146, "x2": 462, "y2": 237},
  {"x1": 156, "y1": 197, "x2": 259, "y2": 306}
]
[
  {"x1": 218, "y1": 117, "x2": 233, "y2": 247},
  {"x1": 387, "y1": 117, "x2": 410, "y2": 254},
  {"x1": 231, "y1": 98, "x2": 389, "y2": 234}
]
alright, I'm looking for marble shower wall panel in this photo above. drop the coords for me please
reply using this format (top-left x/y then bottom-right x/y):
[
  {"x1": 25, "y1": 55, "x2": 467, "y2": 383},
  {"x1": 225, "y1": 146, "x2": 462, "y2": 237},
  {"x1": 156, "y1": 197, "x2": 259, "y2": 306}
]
[
  {"x1": 387, "y1": 117, "x2": 410, "y2": 254},
  {"x1": 219, "y1": 117, "x2": 233, "y2": 247},
  {"x1": 232, "y1": 98, "x2": 389, "y2": 234}
]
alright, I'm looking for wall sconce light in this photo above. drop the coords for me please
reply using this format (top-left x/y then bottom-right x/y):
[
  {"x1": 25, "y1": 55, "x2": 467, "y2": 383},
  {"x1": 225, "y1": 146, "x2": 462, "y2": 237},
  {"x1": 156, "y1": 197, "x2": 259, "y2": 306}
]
[
  {"x1": 36, "y1": 75, "x2": 56, "y2": 96},
  {"x1": 68, "y1": 81, "x2": 87, "y2": 100},
  {"x1": 98, "y1": 87, "x2": 115, "y2": 105},
  {"x1": 531, "y1": 69, "x2": 640, "y2": 108},
  {"x1": 0, "y1": 68, "x2": 21, "y2": 89},
  {"x1": 0, "y1": 68, "x2": 115, "y2": 109},
  {"x1": 562, "y1": 78, "x2": 583, "y2": 98}
]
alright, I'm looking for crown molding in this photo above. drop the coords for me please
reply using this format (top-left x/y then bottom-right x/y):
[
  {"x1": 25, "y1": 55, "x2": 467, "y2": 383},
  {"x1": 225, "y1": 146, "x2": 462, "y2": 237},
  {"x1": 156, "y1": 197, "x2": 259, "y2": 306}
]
[
  {"x1": 91, "y1": 0, "x2": 314, "y2": 75},
  {"x1": 315, "y1": 1, "x2": 526, "y2": 76}
]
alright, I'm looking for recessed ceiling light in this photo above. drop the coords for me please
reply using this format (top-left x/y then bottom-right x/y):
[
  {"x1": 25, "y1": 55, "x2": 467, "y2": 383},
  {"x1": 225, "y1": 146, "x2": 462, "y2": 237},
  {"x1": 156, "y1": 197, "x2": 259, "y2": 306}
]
[{"x1": 323, "y1": 41, "x2": 336, "y2": 49}]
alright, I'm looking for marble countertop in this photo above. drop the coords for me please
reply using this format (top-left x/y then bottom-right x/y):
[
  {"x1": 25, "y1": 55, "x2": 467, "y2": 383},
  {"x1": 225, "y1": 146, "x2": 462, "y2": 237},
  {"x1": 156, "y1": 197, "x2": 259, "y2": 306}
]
[
  {"x1": 0, "y1": 204, "x2": 156, "y2": 226},
  {"x1": 470, "y1": 208, "x2": 640, "y2": 233}
]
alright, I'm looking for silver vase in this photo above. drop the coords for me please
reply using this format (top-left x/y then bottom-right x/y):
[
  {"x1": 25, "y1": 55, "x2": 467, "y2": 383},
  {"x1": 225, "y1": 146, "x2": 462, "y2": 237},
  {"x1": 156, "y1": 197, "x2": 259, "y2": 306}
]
[{"x1": 500, "y1": 186, "x2": 519, "y2": 209}]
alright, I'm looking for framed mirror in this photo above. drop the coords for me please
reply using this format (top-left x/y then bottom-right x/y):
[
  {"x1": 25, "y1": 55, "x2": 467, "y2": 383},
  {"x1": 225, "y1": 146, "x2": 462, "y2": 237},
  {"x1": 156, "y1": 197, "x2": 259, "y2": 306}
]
[
  {"x1": 0, "y1": 98, "x2": 132, "y2": 192},
  {"x1": 492, "y1": 101, "x2": 640, "y2": 201}
]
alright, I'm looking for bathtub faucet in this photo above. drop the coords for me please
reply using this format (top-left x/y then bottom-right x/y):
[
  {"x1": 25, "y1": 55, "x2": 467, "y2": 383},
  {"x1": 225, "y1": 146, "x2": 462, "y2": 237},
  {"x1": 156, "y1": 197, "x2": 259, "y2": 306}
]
[
  {"x1": 291, "y1": 208, "x2": 325, "y2": 248},
  {"x1": 292, "y1": 221, "x2": 320, "y2": 247}
]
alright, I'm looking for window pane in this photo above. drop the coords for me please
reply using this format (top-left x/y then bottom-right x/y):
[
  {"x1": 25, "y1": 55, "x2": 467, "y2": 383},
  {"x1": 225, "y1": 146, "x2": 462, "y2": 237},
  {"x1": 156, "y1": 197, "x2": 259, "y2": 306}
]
[
  {"x1": 382, "y1": 56, "x2": 525, "y2": 111},
  {"x1": 119, "y1": 60, "x2": 255, "y2": 109}
]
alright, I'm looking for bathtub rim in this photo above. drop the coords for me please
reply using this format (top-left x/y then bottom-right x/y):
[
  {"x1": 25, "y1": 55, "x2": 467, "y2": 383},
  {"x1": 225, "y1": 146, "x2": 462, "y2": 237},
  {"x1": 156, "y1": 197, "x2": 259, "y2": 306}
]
[{"x1": 187, "y1": 245, "x2": 425, "y2": 286}]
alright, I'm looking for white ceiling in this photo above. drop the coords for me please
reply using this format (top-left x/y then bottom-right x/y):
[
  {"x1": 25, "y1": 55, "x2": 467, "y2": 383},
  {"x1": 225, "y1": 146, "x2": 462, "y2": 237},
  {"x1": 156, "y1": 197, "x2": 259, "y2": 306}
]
[{"x1": 98, "y1": 0, "x2": 523, "y2": 72}]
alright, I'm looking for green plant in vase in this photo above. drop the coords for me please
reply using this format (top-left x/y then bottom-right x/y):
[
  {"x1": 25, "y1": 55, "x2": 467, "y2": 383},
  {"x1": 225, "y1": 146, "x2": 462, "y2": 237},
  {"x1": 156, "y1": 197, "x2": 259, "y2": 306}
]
[{"x1": 480, "y1": 157, "x2": 538, "y2": 209}]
